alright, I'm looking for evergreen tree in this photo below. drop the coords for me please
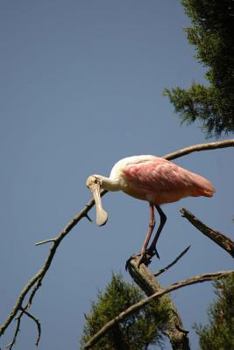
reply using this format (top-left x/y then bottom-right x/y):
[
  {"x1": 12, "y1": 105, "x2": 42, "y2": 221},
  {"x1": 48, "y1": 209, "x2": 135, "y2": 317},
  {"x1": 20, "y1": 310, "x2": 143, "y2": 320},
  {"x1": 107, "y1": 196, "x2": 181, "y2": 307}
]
[
  {"x1": 164, "y1": 0, "x2": 234, "y2": 137},
  {"x1": 80, "y1": 273, "x2": 171, "y2": 349},
  {"x1": 195, "y1": 274, "x2": 234, "y2": 350}
]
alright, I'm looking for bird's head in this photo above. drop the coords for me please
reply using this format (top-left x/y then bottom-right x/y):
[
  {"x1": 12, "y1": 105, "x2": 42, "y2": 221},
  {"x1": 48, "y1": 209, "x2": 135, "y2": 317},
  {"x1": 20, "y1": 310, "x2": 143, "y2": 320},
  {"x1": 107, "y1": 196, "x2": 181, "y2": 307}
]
[
  {"x1": 86, "y1": 175, "x2": 102, "y2": 188},
  {"x1": 86, "y1": 175, "x2": 108, "y2": 226}
]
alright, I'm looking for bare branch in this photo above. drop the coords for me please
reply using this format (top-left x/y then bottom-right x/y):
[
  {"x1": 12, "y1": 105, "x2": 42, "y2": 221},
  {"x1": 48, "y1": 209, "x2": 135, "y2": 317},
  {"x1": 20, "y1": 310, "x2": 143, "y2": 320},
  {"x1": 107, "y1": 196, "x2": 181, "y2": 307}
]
[
  {"x1": 1, "y1": 273, "x2": 40, "y2": 338},
  {"x1": 84, "y1": 270, "x2": 234, "y2": 349},
  {"x1": 6, "y1": 308, "x2": 41, "y2": 349},
  {"x1": 20, "y1": 309, "x2": 41, "y2": 347},
  {"x1": 128, "y1": 257, "x2": 190, "y2": 349},
  {"x1": 0, "y1": 196, "x2": 97, "y2": 339},
  {"x1": 163, "y1": 139, "x2": 234, "y2": 161},
  {"x1": 35, "y1": 238, "x2": 56, "y2": 246},
  {"x1": 5, "y1": 310, "x2": 23, "y2": 350},
  {"x1": 154, "y1": 245, "x2": 191, "y2": 277},
  {"x1": 181, "y1": 208, "x2": 234, "y2": 258}
]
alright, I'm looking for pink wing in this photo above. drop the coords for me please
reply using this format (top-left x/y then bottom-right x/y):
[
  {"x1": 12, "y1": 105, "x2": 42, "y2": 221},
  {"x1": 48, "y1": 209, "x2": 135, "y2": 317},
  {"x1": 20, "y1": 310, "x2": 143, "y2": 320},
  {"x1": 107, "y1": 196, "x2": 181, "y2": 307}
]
[{"x1": 122, "y1": 157, "x2": 215, "y2": 204}]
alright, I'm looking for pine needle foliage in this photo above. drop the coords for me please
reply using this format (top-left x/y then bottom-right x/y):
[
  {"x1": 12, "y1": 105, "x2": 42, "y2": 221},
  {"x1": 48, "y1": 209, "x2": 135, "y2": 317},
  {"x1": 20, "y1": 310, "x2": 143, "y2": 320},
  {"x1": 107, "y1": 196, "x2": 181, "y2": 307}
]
[
  {"x1": 164, "y1": 0, "x2": 234, "y2": 137},
  {"x1": 80, "y1": 273, "x2": 171, "y2": 350},
  {"x1": 194, "y1": 274, "x2": 234, "y2": 350}
]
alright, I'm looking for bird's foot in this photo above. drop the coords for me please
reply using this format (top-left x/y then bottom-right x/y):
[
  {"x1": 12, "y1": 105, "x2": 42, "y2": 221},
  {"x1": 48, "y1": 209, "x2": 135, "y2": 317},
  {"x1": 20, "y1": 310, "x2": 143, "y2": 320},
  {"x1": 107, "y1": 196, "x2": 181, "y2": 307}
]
[
  {"x1": 125, "y1": 248, "x2": 160, "y2": 270},
  {"x1": 125, "y1": 253, "x2": 148, "y2": 270},
  {"x1": 136, "y1": 251, "x2": 153, "y2": 267},
  {"x1": 149, "y1": 246, "x2": 160, "y2": 260},
  {"x1": 137, "y1": 247, "x2": 160, "y2": 267}
]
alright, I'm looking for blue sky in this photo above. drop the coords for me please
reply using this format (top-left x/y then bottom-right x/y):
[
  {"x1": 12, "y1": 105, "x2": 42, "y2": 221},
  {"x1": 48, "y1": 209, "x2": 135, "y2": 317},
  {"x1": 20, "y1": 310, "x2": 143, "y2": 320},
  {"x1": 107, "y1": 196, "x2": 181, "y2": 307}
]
[{"x1": 0, "y1": 1, "x2": 233, "y2": 349}]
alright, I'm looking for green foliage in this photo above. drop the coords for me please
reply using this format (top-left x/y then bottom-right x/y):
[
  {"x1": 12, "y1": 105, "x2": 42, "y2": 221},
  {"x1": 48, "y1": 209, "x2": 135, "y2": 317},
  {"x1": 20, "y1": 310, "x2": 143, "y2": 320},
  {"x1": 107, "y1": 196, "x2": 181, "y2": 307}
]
[
  {"x1": 164, "y1": 0, "x2": 234, "y2": 137},
  {"x1": 194, "y1": 274, "x2": 234, "y2": 350},
  {"x1": 80, "y1": 273, "x2": 171, "y2": 349}
]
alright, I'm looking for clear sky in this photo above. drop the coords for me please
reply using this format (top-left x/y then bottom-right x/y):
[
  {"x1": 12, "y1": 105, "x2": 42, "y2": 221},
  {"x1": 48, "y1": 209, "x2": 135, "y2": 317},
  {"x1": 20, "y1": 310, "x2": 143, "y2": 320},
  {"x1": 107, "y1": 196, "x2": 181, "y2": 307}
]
[{"x1": 0, "y1": 1, "x2": 233, "y2": 349}]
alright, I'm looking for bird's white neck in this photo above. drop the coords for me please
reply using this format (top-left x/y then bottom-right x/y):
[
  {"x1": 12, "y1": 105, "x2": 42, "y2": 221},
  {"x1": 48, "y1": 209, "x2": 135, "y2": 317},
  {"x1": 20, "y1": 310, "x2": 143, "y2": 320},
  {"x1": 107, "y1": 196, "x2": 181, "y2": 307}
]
[{"x1": 97, "y1": 175, "x2": 121, "y2": 192}]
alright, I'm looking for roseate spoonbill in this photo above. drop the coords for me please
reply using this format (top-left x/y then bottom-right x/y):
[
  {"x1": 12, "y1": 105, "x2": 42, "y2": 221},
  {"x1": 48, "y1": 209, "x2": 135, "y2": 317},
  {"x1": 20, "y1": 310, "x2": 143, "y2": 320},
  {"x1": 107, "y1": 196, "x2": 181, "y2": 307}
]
[{"x1": 86, "y1": 155, "x2": 215, "y2": 264}]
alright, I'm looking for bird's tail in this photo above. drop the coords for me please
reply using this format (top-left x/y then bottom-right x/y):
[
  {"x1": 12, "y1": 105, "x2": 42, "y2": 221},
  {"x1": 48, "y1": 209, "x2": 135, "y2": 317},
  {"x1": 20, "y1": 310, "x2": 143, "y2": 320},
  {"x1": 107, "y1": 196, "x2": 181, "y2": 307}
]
[{"x1": 190, "y1": 173, "x2": 216, "y2": 198}]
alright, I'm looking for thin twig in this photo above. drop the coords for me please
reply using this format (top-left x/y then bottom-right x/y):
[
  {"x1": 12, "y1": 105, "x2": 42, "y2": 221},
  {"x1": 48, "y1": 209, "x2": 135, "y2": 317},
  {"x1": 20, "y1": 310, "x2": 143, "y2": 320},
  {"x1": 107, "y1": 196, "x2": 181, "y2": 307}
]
[
  {"x1": 84, "y1": 270, "x2": 234, "y2": 349},
  {"x1": 27, "y1": 280, "x2": 42, "y2": 309},
  {"x1": 20, "y1": 309, "x2": 41, "y2": 347},
  {"x1": 35, "y1": 238, "x2": 55, "y2": 246},
  {"x1": 154, "y1": 245, "x2": 191, "y2": 277},
  {"x1": 181, "y1": 208, "x2": 234, "y2": 257},
  {"x1": 5, "y1": 310, "x2": 23, "y2": 350}
]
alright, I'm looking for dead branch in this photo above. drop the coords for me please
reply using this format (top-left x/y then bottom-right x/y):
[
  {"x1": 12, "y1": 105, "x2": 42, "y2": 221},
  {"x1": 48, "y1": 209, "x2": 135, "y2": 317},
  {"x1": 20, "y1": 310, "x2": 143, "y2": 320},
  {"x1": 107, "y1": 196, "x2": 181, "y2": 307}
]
[
  {"x1": 180, "y1": 208, "x2": 234, "y2": 257},
  {"x1": 84, "y1": 270, "x2": 234, "y2": 349},
  {"x1": 0, "y1": 196, "x2": 99, "y2": 342},
  {"x1": 127, "y1": 257, "x2": 190, "y2": 350},
  {"x1": 0, "y1": 140, "x2": 233, "y2": 347},
  {"x1": 22, "y1": 309, "x2": 41, "y2": 347},
  {"x1": 154, "y1": 245, "x2": 191, "y2": 278},
  {"x1": 5, "y1": 310, "x2": 22, "y2": 350},
  {"x1": 6, "y1": 308, "x2": 41, "y2": 350}
]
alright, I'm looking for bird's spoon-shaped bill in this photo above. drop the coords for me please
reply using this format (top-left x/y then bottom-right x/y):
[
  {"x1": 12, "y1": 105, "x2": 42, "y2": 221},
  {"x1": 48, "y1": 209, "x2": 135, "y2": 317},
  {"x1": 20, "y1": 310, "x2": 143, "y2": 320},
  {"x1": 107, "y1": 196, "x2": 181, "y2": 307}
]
[{"x1": 88, "y1": 182, "x2": 108, "y2": 226}]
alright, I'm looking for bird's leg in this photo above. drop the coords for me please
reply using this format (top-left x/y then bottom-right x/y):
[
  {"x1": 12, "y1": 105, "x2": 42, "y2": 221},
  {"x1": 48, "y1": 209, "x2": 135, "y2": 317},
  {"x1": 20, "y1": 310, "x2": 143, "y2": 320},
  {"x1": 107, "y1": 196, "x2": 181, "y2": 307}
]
[
  {"x1": 135, "y1": 203, "x2": 156, "y2": 266},
  {"x1": 126, "y1": 203, "x2": 155, "y2": 269},
  {"x1": 140, "y1": 203, "x2": 155, "y2": 255},
  {"x1": 126, "y1": 204, "x2": 166, "y2": 269},
  {"x1": 147, "y1": 205, "x2": 167, "y2": 258}
]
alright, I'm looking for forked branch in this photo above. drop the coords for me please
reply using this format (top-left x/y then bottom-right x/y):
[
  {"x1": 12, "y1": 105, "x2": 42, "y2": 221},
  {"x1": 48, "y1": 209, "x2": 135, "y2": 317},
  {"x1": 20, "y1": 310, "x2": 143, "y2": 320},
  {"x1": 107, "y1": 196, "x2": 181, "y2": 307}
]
[{"x1": 0, "y1": 197, "x2": 99, "y2": 340}]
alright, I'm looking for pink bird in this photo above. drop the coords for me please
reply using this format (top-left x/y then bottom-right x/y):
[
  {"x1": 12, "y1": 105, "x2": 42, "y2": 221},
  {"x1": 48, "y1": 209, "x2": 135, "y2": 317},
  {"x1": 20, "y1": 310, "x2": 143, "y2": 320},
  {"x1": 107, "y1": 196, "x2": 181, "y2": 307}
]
[{"x1": 86, "y1": 155, "x2": 215, "y2": 264}]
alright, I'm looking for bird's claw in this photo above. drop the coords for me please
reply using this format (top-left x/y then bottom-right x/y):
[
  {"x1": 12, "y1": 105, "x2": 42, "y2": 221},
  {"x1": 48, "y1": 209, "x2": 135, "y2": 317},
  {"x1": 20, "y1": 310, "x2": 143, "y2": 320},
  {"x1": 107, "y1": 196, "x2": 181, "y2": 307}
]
[
  {"x1": 125, "y1": 248, "x2": 160, "y2": 270},
  {"x1": 138, "y1": 247, "x2": 160, "y2": 266},
  {"x1": 152, "y1": 247, "x2": 160, "y2": 260},
  {"x1": 136, "y1": 252, "x2": 153, "y2": 267},
  {"x1": 125, "y1": 253, "x2": 148, "y2": 270}
]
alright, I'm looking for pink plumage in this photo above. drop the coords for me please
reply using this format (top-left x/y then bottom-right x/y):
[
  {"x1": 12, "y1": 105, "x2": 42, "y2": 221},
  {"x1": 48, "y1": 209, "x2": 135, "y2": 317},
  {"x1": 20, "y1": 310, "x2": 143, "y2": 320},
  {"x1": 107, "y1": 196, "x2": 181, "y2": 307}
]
[{"x1": 119, "y1": 156, "x2": 215, "y2": 204}]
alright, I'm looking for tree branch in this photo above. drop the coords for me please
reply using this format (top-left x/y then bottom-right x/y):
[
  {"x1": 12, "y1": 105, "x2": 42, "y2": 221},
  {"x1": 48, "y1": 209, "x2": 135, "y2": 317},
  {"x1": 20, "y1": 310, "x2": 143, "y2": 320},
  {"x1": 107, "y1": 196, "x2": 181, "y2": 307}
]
[
  {"x1": 5, "y1": 310, "x2": 22, "y2": 350},
  {"x1": 0, "y1": 196, "x2": 99, "y2": 340},
  {"x1": 180, "y1": 208, "x2": 234, "y2": 257},
  {"x1": 163, "y1": 139, "x2": 234, "y2": 160},
  {"x1": 127, "y1": 257, "x2": 190, "y2": 350},
  {"x1": 35, "y1": 238, "x2": 56, "y2": 246},
  {"x1": 6, "y1": 308, "x2": 41, "y2": 350},
  {"x1": 154, "y1": 245, "x2": 191, "y2": 278},
  {"x1": 20, "y1": 309, "x2": 41, "y2": 347},
  {"x1": 84, "y1": 270, "x2": 234, "y2": 349}
]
